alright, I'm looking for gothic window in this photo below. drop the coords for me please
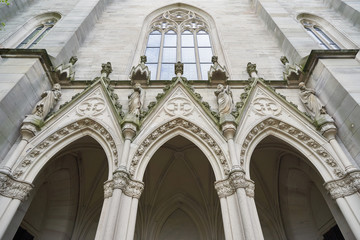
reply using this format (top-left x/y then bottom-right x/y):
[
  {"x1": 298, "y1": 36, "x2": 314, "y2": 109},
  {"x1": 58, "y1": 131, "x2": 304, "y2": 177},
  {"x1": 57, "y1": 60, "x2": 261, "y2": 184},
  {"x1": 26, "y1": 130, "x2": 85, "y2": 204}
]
[
  {"x1": 301, "y1": 20, "x2": 340, "y2": 50},
  {"x1": 17, "y1": 18, "x2": 57, "y2": 49},
  {"x1": 145, "y1": 10, "x2": 213, "y2": 80}
]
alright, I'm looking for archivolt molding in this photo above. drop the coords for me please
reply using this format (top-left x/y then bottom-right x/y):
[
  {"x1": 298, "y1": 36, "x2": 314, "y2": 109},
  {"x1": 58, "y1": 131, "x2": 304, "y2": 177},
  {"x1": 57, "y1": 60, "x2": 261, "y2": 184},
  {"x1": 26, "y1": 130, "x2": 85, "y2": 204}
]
[
  {"x1": 129, "y1": 118, "x2": 230, "y2": 177},
  {"x1": 214, "y1": 169, "x2": 255, "y2": 198},
  {"x1": 104, "y1": 170, "x2": 144, "y2": 199},
  {"x1": 239, "y1": 118, "x2": 344, "y2": 178},
  {"x1": 325, "y1": 171, "x2": 360, "y2": 199},
  {"x1": 0, "y1": 173, "x2": 33, "y2": 201},
  {"x1": 13, "y1": 118, "x2": 119, "y2": 180}
]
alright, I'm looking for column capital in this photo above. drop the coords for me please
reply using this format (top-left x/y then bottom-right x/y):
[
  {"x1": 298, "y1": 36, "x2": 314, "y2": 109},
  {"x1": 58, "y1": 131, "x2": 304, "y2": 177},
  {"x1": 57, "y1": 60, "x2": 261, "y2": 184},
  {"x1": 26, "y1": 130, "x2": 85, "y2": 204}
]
[
  {"x1": 214, "y1": 169, "x2": 255, "y2": 198},
  {"x1": 121, "y1": 121, "x2": 138, "y2": 141},
  {"x1": 324, "y1": 170, "x2": 360, "y2": 199},
  {"x1": 0, "y1": 173, "x2": 33, "y2": 201},
  {"x1": 104, "y1": 169, "x2": 145, "y2": 199}
]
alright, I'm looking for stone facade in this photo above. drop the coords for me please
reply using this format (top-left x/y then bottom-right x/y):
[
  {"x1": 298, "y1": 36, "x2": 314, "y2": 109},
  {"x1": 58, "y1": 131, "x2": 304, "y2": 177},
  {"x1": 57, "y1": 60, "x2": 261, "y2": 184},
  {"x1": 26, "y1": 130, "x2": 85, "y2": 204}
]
[{"x1": 0, "y1": 0, "x2": 360, "y2": 239}]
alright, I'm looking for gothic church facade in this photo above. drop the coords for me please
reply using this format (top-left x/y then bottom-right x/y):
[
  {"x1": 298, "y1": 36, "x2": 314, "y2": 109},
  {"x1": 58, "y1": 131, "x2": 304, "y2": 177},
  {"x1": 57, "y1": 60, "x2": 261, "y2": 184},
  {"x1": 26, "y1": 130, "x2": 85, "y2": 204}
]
[{"x1": 0, "y1": 0, "x2": 360, "y2": 239}]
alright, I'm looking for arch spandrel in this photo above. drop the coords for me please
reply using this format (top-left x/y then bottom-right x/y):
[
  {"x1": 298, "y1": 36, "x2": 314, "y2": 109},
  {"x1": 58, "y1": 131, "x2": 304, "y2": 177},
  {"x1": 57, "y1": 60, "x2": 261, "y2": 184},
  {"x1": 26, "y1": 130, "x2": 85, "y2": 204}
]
[
  {"x1": 239, "y1": 117, "x2": 343, "y2": 182},
  {"x1": 233, "y1": 83, "x2": 344, "y2": 182},
  {"x1": 129, "y1": 118, "x2": 231, "y2": 181},
  {"x1": 13, "y1": 118, "x2": 120, "y2": 183}
]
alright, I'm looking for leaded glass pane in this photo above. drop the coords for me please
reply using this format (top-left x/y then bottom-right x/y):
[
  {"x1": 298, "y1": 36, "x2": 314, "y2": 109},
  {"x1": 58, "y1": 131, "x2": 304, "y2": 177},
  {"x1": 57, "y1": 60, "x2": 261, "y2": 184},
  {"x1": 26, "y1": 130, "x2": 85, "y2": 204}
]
[
  {"x1": 182, "y1": 30, "x2": 192, "y2": 35},
  {"x1": 305, "y1": 28, "x2": 328, "y2": 49},
  {"x1": 183, "y1": 64, "x2": 198, "y2": 80},
  {"x1": 162, "y1": 47, "x2": 177, "y2": 63},
  {"x1": 147, "y1": 64, "x2": 158, "y2": 80},
  {"x1": 164, "y1": 34, "x2": 177, "y2": 47},
  {"x1": 200, "y1": 64, "x2": 212, "y2": 80},
  {"x1": 314, "y1": 27, "x2": 340, "y2": 49},
  {"x1": 181, "y1": 34, "x2": 194, "y2": 47},
  {"x1": 181, "y1": 48, "x2": 195, "y2": 63},
  {"x1": 160, "y1": 64, "x2": 174, "y2": 80},
  {"x1": 17, "y1": 26, "x2": 43, "y2": 48},
  {"x1": 30, "y1": 26, "x2": 52, "y2": 48},
  {"x1": 198, "y1": 48, "x2": 213, "y2": 63},
  {"x1": 146, "y1": 48, "x2": 160, "y2": 62},
  {"x1": 197, "y1": 34, "x2": 211, "y2": 47},
  {"x1": 147, "y1": 34, "x2": 161, "y2": 47}
]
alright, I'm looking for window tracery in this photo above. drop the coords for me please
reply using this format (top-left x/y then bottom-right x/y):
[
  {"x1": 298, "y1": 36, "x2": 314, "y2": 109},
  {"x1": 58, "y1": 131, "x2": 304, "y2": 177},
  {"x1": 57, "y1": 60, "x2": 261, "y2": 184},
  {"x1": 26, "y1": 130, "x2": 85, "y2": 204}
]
[
  {"x1": 145, "y1": 10, "x2": 213, "y2": 80},
  {"x1": 301, "y1": 20, "x2": 340, "y2": 50}
]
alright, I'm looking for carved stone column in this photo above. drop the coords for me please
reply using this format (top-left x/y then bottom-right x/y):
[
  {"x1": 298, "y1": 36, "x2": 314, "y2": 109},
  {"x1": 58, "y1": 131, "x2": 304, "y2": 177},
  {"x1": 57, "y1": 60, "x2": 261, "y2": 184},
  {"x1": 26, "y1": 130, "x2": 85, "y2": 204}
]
[
  {"x1": 322, "y1": 125, "x2": 356, "y2": 173},
  {"x1": 99, "y1": 121, "x2": 138, "y2": 240},
  {"x1": 0, "y1": 174, "x2": 33, "y2": 239},
  {"x1": 0, "y1": 121, "x2": 37, "y2": 176},
  {"x1": 324, "y1": 171, "x2": 360, "y2": 238}
]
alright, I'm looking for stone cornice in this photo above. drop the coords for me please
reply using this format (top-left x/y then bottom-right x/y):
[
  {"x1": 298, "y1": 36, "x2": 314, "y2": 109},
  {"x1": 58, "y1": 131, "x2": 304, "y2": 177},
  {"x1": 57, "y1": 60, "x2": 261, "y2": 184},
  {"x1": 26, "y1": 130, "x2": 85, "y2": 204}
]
[
  {"x1": 0, "y1": 173, "x2": 33, "y2": 201},
  {"x1": 300, "y1": 49, "x2": 359, "y2": 84},
  {"x1": 0, "y1": 48, "x2": 55, "y2": 84},
  {"x1": 214, "y1": 169, "x2": 255, "y2": 198},
  {"x1": 104, "y1": 169, "x2": 144, "y2": 199},
  {"x1": 324, "y1": 170, "x2": 360, "y2": 199}
]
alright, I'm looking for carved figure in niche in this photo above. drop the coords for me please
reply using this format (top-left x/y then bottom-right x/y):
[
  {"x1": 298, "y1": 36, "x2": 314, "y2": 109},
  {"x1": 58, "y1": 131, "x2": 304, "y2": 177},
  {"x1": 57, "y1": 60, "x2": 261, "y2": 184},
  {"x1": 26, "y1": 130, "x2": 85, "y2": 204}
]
[
  {"x1": 32, "y1": 83, "x2": 62, "y2": 120},
  {"x1": 299, "y1": 82, "x2": 327, "y2": 120},
  {"x1": 214, "y1": 84, "x2": 233, "y2": 116},
  {"x1": 55, "y1": 56, "x2": 78, "y2": 81},
  {"x1": 128, "y1": 83, "x2": 145, "y2": 117}
]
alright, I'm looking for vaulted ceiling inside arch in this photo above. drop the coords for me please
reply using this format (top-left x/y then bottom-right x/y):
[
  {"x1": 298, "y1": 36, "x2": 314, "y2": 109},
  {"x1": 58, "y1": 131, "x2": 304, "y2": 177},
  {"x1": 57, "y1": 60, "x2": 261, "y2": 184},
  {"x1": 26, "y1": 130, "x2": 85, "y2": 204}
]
[{"x1": 135, "y1": 135, "x2": 225, "y2": 240}]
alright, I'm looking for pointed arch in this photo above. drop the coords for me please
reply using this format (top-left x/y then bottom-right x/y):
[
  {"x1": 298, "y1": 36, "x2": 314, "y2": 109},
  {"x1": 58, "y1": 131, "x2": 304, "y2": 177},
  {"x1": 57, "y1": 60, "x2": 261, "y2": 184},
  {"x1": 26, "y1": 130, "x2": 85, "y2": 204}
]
[
  {"x1": 130, "y1": 2, "x2": 228, "y2": 80},
  {"x1": 130, "y1": 118, "x2": 230, "y2": 181},
  {"x1": 240, "y1": 117, "x2": 344, "y2": 182},
  {"x1": 13, "y1": 118, "x2": 120, "y2": 183}
]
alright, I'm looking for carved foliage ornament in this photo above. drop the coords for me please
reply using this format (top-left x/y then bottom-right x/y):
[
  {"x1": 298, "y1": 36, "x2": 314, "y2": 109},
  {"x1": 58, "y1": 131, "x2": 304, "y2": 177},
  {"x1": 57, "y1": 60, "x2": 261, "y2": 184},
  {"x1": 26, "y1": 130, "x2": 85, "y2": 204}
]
[
  {"x1": 104, "y1": 170, "x2": 144, "y2": 199},
  {"x1": 325, "y1": 171, "x2": 360, "y2": 199},
  {"x1": 0, "y1": 173, "x2": 33, "y2": 201},
  {"x1": 130, "y1": 118, "x2": 230, "y2": 177},
  {"x1": 240, "y1": 118, "x2": 344, "y2": 178},
  {"x1": 13, "y1": 118, "x2": 118, "y2": 179},
  {"x1": 214, "y1": 169, "x2": 255, "y2": 198}
]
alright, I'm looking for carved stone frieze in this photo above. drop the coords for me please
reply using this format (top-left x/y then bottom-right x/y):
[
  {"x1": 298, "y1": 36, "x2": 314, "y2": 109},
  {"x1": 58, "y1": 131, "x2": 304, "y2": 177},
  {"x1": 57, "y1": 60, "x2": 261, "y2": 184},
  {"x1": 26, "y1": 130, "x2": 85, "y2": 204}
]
[
  {"x1": 214, "y1": 169, "x2": 255, "y2": 198},
  {"x1": 0, "y1": 173, "x2": 33, "y2": 201},
  {"x1": 13, "y1": 118, "x2": 119, "y2": 178},
  {"x1": 240, "y1": 118, "x2": 344, "y2": 178},
  {"x1": 325, "y1": 170, "x2": 360, "y2": 199},
  {"x1": 130, "y1": 118, "x2": 231, "y2": 177}
]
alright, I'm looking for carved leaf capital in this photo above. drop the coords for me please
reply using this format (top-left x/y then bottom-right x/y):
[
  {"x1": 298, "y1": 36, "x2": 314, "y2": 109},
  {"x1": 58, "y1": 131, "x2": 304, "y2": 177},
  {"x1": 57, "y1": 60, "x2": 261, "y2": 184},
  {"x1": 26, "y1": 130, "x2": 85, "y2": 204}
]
[{"x1": 0, "y1": 173, "x2": 33, "y2": 201}]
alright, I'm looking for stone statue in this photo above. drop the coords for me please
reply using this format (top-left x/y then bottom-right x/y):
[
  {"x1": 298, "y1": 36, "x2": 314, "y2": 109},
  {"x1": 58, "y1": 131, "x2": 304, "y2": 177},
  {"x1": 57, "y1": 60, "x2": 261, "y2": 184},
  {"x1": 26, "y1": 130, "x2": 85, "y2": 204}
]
[
  {"x1": 32, "y1": 83, "x2": 62, "y2": 120},
  {"x1": 128, "y1": 83, "x2": 145, "y2": 117},
  {"x1": 280, "y1": 56, "x2": 301, "y2": 81},
  {"x1": 55, "y1": 56, "x2": 78, "y2": 81},
  {"x1": 214, "y1": 84, "x2": 233, "y2": 116},
  {"x1": 299, "y1": 82, "x2": 326, "y2": 120}
]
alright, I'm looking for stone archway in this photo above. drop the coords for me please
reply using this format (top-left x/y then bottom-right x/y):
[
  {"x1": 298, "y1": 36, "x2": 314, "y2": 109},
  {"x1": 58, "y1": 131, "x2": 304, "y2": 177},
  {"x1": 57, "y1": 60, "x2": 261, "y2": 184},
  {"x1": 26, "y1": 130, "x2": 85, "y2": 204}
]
[
  {"x1": 134, "y1": 135, "x2": 225, "y2": 240},
  {"x1": 249, "y1": 136, "x2": 354, "y2": 240},
  {"x1": 10, "y1": 136, "x2": 109, "y2": 240}
]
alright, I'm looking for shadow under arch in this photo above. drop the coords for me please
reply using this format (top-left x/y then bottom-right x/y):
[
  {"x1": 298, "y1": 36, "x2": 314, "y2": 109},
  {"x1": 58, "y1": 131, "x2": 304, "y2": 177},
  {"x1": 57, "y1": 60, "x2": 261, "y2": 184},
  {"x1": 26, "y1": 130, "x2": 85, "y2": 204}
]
[
  {"x1": 130, "y1": 2, "x2": 228, "y2": 75},
  {"x1": 241, "y1": 117, "x2": 343, "y2": 182},
  {"x1": 10, "y1": 135, "x2": 109, "y2": 240},
  {"x1": 14, "y1": 118, "x2": 119, "y2": 183},
  {"x1": 130, "y1": 118, "x2": 230, "y2": 181},
  {"x1": 151, "y1": 193, "x2": 211, "y2": 239}
]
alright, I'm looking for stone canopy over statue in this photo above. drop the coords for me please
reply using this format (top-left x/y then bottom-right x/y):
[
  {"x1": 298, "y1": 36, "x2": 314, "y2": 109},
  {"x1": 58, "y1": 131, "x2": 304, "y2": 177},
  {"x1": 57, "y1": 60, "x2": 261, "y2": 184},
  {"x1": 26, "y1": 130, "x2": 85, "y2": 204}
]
[
  {"x1": 214, "y1": 84, "x2": 233, "y2": 117},
  {"x1": 128, "y1": 83, "x2": 145, "y2": 118}
]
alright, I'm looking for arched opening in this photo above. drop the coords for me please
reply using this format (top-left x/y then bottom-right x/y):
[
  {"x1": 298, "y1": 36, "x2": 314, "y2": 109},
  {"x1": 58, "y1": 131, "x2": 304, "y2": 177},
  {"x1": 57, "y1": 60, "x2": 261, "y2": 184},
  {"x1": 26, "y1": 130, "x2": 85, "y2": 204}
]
[
  {"x1": 250, "y1": 136, "x2": 353, "y2": 240},
  {"x1": 134, "y1": 135, "x2": 225, "y2": 239},
  {"x1": 11, "y1": 136, "x2": 108, "y2": 240}
]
